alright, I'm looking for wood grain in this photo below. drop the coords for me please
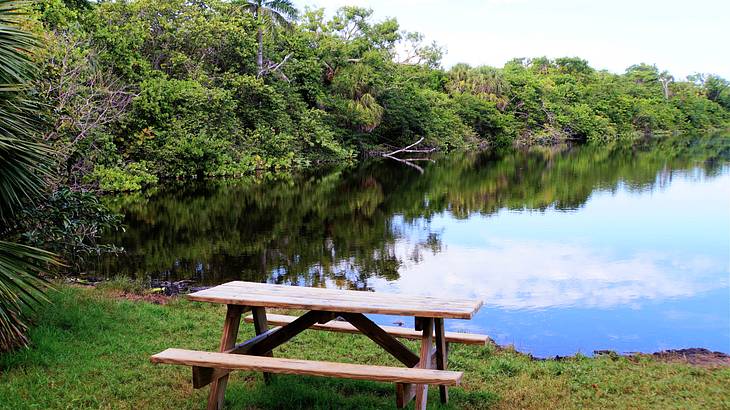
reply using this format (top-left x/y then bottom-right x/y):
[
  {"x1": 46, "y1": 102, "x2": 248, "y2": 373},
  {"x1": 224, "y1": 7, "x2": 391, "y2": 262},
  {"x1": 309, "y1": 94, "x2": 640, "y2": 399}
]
[
  {"x1": 415, "y1": 317, "x2": 434, "y2": 410},
  {"x1": 245, "y1": 310, "x2": 331, "y2": 356},
  {"x1": 339, "y1": 312, "x2": 420, "y2": 368},
  {"x1": 396, "y1": 349, "x2": 438, "y2": 408},
  {"x1": 251, "y1": 307, "x2": 273, "y2": 384},
  {"x1": 188, "y1": 281, "x2": 482, "y2": 319},
  {"x1": 434, "y1": 318, "x2": 449, "y2": 404},
  {"x1": 194, "y1": 326, "x2": 283, "y2": 388},
  {"x1": 206, "y1": 304, "x2": 243, "y2": 410},
  {"x1": 151, "y1": 348, "x2": 463, "y2": 385},
  {"x1": 244, "y1": 313, "x2": 490, "y2": 345}
]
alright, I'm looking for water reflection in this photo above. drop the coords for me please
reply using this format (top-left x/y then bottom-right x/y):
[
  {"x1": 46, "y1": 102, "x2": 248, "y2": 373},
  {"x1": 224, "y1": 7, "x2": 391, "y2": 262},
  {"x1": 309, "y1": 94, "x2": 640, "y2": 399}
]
[{"x1": 91, "y1": 134, "x2": 730, "y2": 356}]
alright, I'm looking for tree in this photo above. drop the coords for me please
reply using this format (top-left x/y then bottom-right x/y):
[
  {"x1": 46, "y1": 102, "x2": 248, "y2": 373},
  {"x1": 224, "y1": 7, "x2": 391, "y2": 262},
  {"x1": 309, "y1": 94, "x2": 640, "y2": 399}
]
[
  {"x1": 704, "y1": 75, "x2": 730, "y2": 109},
  {"x1": 240, "y1": 0, "x2": 298, "y2": 75},
  {"x1": 0, "y1": 0, "x2": 59, "y2": 351}
]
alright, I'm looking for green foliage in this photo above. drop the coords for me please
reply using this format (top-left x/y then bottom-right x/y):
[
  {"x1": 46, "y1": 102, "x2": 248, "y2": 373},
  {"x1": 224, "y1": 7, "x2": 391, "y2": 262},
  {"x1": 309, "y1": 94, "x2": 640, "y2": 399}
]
[
  {"x1": 15, "y1": 188, "x2": 122, "y2": 269},
  {"x1": 125, "y1": 77, "x2": 240, "y2": 178},
  {"x1": 0, "y1": 0, "x2": 59, "y2": 352},
  {"x1": 92, "y1": 133, "x2": 728, "y2": 285},
  {"x1": 88, "y1": 163, "x2": 158, "y2": 192},
  {"x1": 28, "y1": 0, "x2": 730, "y2": 193},
  {"x1": 447, "y1": 59, "x2": 728, "y2": 145}
]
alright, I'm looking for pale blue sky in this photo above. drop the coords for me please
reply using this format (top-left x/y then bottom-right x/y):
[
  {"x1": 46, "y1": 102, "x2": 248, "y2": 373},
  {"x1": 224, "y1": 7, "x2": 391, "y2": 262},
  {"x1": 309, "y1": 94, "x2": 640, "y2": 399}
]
[{"x1": 295, "y1": 0, "x2": 730, "y2": 79}]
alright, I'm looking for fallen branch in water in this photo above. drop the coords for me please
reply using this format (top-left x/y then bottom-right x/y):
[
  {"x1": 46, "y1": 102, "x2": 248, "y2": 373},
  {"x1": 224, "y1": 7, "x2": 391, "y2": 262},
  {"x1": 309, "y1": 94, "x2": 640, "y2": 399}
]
[
  {"x1": 382, "y1": 138, "x2": 436, "y2": 174},
  {"x1": 383, "y1": 137, "x2": 435, "y2": 157}
]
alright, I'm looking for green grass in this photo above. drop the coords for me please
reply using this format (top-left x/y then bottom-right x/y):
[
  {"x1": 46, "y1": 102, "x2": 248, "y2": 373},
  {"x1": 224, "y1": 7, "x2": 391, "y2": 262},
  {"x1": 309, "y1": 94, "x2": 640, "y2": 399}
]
[{"x1": 1, "y1": 286, "x2": 728, "y2": 409}]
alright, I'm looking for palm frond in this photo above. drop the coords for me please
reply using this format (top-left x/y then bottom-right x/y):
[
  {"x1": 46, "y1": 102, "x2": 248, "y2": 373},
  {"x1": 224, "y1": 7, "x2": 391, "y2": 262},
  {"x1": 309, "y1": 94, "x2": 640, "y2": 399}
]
[
  {"x1": 259, "y1": 7, "x2": 291, "y2": 30},
  {"x1": 0, "y1": 0, "x2": 58, "y2": 352},
  {"x1": 265, "y1": 0, "x2": 298, "y2": 21},
  {"x1": 0, "y1": 241, "x2": 56, "y2": 351}
]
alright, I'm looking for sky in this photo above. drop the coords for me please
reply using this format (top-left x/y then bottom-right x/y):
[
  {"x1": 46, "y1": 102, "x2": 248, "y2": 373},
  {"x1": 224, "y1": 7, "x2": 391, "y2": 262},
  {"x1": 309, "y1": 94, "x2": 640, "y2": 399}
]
[{"x1": 294, "y1": 0, "x2": 730, "y2": 79}]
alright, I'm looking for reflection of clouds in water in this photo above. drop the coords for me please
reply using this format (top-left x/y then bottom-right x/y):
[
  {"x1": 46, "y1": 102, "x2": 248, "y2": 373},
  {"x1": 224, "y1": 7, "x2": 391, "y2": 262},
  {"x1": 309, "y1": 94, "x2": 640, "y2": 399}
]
[{"x1": 371, "y1": 238, "x2": 728, "y2": 310}]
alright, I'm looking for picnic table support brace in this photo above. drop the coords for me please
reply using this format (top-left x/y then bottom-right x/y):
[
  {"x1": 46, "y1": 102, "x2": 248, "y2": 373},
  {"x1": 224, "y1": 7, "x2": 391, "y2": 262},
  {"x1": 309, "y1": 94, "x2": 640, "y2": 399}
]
[
  {"x1": 415, "y1": 317, "x2": 434, "y2": 410},
  {"x1": 251, "y1": 307, "x2": 273, "y2": 384},
  {"x1": 207, "y1": 304, "x2": 244, "y2": 410},
  {"x1": 195, "y1": 310, "x2": 334, "y2": 389},
  {"x1": 434, "y1": 318, "x2": 449, "y2": 404},
  {"x1": 339, "y1": 312, "x2": 420, "y2": 367}
]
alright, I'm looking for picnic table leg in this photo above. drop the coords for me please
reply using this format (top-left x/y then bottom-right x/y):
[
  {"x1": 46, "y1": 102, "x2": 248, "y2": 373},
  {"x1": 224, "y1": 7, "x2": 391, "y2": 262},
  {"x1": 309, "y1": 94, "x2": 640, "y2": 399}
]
[
  {"x1": 434, "y1": 318, "x2": 448, "y2": 404},
  {"x1": 415, "y1": 317, "x2": 434, "y2": 410},
  {"x1": 251, "y1": 306, "x2": 273, "y2": 384},
  {"x1": 207, "y1": 304, "x2": 244, "y2": 410}
]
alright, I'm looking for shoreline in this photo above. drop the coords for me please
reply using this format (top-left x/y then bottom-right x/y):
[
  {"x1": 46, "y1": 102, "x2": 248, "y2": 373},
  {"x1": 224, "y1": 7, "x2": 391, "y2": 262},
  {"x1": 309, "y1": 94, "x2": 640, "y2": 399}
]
[
  {"x1": 67, "y1": 278, "x2": 730, "y2": 367},
  {"x1": 2, "y1": 284, "x2": 728, "y2": 409}
]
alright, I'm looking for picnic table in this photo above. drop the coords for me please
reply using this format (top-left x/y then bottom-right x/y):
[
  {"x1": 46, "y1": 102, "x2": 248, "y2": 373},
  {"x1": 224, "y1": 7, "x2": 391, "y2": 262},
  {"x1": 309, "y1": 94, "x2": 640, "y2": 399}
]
[{"x1": 151, "y1": 281, "x2": 485, "y2": 409}]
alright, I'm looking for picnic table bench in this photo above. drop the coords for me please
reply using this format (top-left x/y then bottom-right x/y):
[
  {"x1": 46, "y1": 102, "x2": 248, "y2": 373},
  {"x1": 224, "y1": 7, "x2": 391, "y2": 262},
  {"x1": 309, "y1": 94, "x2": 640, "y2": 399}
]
[{"x1": 151, "y1": 281, "x2": 486, "y2": 409}]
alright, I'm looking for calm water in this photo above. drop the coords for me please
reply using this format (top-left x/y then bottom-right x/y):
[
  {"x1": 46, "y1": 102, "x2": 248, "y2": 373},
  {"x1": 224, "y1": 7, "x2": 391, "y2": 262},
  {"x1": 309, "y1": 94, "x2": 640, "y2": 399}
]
[{"x1": 90, "y1": 136, "x2": 730, "y2": 357}]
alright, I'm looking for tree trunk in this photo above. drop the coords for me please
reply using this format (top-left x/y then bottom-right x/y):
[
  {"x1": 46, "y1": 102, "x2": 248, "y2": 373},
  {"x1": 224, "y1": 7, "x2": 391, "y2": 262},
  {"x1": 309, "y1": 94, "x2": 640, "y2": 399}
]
[{"x1": 257, "y1": 27, "x2": 263, "y2": 75}]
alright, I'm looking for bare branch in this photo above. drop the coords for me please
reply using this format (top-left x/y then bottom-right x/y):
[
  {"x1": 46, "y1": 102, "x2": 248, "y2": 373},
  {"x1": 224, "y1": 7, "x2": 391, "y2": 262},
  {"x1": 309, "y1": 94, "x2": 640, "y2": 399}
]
[{"x1": 383, "y1": 137, "x2": 425, "y2": 157}]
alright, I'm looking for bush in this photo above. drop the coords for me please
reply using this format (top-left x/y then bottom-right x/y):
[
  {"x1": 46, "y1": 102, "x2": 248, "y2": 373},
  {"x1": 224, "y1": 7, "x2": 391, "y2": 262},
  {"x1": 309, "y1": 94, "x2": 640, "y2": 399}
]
[
  {"x1": 88, "y1": 163, "x2": 158, "y2": 192},
  {"x1": 16, "y1": 188, "x2": 122, "y2": 270}
]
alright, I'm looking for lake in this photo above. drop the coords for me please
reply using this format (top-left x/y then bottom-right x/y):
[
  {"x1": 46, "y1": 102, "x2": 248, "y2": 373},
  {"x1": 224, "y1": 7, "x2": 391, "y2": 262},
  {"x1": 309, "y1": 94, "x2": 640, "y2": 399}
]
[{"x1": 89, "y1": 135, "x2": 730, "y2": 357}]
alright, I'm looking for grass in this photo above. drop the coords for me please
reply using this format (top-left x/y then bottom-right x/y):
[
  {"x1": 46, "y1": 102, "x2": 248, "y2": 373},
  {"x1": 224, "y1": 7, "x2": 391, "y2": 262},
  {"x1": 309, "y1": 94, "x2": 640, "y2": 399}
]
[{"x1": 1, "y1": 286, "x2": 728, "y2": 409}]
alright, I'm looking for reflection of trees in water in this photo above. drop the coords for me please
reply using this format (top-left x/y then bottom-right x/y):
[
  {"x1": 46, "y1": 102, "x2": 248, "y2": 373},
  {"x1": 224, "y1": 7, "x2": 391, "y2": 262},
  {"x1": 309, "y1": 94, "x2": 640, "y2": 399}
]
[{"x1": 88, "y1": 133, "x2": 729, "y2": 287}]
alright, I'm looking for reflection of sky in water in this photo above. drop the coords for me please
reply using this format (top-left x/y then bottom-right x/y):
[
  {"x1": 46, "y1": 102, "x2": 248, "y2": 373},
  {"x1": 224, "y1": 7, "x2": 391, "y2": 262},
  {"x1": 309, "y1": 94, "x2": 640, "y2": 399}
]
[{"x1": 367, "y1": 168, "x2": 730, "y2": 356}]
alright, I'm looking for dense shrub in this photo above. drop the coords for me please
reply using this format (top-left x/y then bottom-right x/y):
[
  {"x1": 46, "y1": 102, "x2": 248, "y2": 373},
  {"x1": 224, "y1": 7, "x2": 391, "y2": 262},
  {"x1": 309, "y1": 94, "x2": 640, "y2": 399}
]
[{"x1": 32, "y1": 0, "x2": 729, "y2": 192}]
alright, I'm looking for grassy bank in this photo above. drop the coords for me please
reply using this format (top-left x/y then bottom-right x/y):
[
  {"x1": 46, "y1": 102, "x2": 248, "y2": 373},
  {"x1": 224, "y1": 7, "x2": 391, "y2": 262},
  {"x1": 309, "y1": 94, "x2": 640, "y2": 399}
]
[{"x1": 1, "y1": 286, "x2": 728, "y2": 409}]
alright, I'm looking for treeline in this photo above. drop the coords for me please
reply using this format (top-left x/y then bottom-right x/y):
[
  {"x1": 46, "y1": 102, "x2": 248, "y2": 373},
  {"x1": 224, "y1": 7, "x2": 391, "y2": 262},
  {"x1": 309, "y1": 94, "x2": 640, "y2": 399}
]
[
  {"x1": 95, "y1": 133, "x2": 730, "y2": 287},
  {"x1": 34, "y1": 0, "x2": 729, "y2": 192}
]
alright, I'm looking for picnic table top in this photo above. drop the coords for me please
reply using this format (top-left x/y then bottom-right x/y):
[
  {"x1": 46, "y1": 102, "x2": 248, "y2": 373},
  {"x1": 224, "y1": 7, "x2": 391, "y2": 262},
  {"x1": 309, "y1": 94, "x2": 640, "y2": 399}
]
[{"x1": 187, "y1": 281, "x2": 483, "y2": 319}]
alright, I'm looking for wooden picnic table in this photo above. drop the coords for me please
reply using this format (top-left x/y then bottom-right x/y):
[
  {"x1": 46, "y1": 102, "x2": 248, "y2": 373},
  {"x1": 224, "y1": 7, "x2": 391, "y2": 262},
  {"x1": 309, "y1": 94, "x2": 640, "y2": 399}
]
[{"x1": 151, "y1": 281, "x2": 485, "y2": 410}]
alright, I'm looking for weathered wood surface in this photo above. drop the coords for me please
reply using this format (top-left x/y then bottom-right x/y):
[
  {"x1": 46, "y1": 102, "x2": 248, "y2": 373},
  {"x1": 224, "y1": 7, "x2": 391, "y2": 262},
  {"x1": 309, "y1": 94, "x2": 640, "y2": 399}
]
[
  {"x1": 206, "y1": 304, "x2": 243, "y2": 410},
  {"x1": 251, "y1": 307, "x2": 273, "y2": 384},
  {"x1": 151, "y1": 349, "x2": 463, "y2": 386},
  {"x1": 415, "y1": 317, "x2": 434, "y2": 410},
  {"x1": 244, "y1": 313, "x2": 490, "y2": 345},
  {"x1": 188, "y1": 281, "x2": 482, "y2": 319},
  {"x1": 396, "y1": 348, "x2": 438, "y2": 408},
  {"x1": 434, "y1": 318, "x2": 449, "y2": 404},
  {"x1": 194, "y1": 326, "x2": 283, "y2": 389},
  {"x1": 339, "y1": 312, "x2": 420, "y2": 368},
  {"x1": 244, "y1": 310, "x2": 332, "y2": 356}
]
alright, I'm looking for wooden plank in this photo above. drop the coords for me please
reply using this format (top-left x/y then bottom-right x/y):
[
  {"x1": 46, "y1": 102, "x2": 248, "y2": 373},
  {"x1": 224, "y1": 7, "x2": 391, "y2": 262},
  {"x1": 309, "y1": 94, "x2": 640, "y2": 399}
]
[
  {"x1": 192, "y1": 366, "x2": 215, "y2": 389},
  {"x1": 339, "y1": 313, "x2": 420, "y2": 368},
  {"x1": 434, "y1": 318, "x2": 449, "y2": 404},
  {"x1": 192, "y1": 282, "x2": 481, "y2": 313},
  {"x1": 244, "y1": 313, "x2": 490, "y2": 345},
  {"x1": 227, "y1": 326, "x2": 281, "y2": 354},
  {"x1": 151, "y1": 348, "x2": 462, "y2": 386},
  {"x1": 396, "y1": 348, "x2": 437, "y2": 408},
  {"x1": 251, "y1": 307, "x2": 273, "y2": 384},
  {"x1": 206, "y1": 304, "x2": 243, "y2": 410},
  {"x1": 243, "y1": 310, "x2": 331, "y2": 356},
  {"x1": 396, "y1": 382, "x2": 415, "y2": 408},
  {"x1": 415, "y1": 317, "x2": 433, "y2": 410},
  {"x1": 188, "y1": 281, "x2": 482, "y2": 319},
  {"x1": 194, "y1": 326, "x2": 283, "y2": 389},
  {"x1": 414, "y1": 317, "x2": 424, "y2": 332}
]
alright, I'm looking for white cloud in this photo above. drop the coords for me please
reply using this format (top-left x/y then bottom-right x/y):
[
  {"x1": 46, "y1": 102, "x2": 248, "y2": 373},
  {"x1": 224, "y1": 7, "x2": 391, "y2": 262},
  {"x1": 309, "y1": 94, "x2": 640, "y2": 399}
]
[{"x1": 368, "y1": 238, "x2": 728, "y2": 310}]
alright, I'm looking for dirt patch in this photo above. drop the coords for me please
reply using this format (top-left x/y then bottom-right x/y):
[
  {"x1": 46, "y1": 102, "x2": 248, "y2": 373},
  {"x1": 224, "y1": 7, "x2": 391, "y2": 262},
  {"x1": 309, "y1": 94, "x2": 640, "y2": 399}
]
[{"x1": 650, "y1": 348, "x2": 730, "y2": 368}]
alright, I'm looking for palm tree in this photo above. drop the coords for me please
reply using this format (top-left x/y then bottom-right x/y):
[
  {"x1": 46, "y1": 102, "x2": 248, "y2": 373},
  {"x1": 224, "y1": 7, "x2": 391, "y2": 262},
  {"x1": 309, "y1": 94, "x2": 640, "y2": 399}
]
[
  {"x1": 241, "y1": 0, "x2": 298, "y2": 75},
  {"x1": 0, "y1": 0, "x2": 58, "y2": 352}
]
